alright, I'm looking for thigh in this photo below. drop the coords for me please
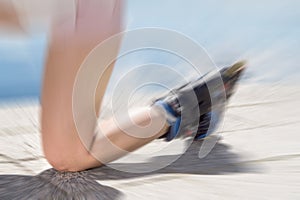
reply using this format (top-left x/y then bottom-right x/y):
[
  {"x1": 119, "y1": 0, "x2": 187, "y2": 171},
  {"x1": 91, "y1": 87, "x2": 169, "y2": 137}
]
[
  {"x1": 41, "y1": 0, "x2": 123, "y2": 170},
  {"x1": 0, "y1": 0, "x2": 22, "y2": 29}
]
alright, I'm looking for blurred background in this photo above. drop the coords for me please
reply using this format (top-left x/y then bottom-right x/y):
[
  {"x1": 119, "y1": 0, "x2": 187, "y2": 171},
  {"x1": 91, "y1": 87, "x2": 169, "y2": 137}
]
[
  {"x1": 0, "y1": 1, "x2": 300, "y2": 199},
  {"x1": 1, "y1": 0, "x2": 300, "y2": 102}
]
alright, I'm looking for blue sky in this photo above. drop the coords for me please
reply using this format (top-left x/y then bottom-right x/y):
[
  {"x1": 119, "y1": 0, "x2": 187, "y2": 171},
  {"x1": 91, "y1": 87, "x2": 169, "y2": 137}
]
[
  {"x1": 125, "y1": 0, "x2": 300, "y2": 77},
  {"x1": 0, "y1": 34, "x2": 47, "y2": 99},
  {"x1": 0, "y1": 0, "x2": 300, "y2": 100}
]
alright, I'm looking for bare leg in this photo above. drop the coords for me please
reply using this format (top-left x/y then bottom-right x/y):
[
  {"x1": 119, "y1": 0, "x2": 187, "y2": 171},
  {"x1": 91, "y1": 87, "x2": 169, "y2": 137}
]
[
  {"x1": 0, "y1": 0, "x2": 23, "y2": 30},
  {"x1": 91, "y1": 107, "x2": 169, "y2": 164},
  {"x1": 41, "y1": 0, "x2": 169, "y2": 172}
]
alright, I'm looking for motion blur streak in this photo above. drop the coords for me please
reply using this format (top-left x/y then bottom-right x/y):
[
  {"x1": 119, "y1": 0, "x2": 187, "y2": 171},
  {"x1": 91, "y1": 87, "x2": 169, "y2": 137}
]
[{"x1": 1, "y1": 0, "x2": 300, "y2": 199}]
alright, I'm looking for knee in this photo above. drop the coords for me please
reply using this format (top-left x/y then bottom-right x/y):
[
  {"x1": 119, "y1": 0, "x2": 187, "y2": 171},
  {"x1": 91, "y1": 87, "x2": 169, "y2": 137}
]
[
  {"x1": 46, "y1": 158, "x2": 69, "y2": 172},
  {"x1": 44, "y1": 151, "x2": 77, "y2": 172},
  {"x1": 43, "y1": 144, "x2": 101, "y2": 172},
  {"x1": 43, "y1": 144, "x2": 88, "y2": 172}
]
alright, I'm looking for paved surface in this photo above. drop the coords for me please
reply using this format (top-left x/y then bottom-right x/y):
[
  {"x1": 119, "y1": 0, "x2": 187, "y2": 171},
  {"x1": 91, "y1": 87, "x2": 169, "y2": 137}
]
[{"x1": 0, "y1": 84, "x2": 300, "y2": 199}]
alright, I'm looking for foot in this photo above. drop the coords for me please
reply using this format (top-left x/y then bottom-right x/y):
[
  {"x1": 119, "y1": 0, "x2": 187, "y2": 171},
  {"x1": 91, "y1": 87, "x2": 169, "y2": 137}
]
[
  {"x1": 153, "y1": 74, "x2": 217, "y2": 141},
  {"x1": 154, "y1": 61, "x2": 246, "y2": 141}
]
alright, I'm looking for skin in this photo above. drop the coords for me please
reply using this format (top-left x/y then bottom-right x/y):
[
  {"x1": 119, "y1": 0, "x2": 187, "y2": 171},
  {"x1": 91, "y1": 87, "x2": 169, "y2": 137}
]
[
  {"x1": 40, "y1": 0, "x2": 169, "y2": 171},
  {"x1": 0, "y1": 0, "x2": 23, "y2": 30},
  {"x1": 1, "y1": 0, "x2": 169, "y2": 172}
]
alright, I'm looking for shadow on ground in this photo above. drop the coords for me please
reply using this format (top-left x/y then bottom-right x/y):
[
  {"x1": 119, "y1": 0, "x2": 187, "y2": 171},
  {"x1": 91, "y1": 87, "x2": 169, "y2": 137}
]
[
  {"x1": 89, "y1": 138, "x2": 258, "y2": 180},
  {"x1": 0, "y1": 170, "x2": 122, "y2": 200},
  {"x1": 0, "y1": 139, "x2": 258, "y2": 199}
]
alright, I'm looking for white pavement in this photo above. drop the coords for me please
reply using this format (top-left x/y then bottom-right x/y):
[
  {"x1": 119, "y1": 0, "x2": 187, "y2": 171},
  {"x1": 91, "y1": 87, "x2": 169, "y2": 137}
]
[{"x1": 0, "y1": 83, "x2": 300, "y2": 199}]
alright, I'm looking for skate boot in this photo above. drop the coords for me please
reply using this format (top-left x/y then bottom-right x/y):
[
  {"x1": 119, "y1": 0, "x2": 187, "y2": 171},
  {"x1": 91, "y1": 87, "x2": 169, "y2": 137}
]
[{"x1": 155, "y1": 61, "x2": 246, "y2": 141}]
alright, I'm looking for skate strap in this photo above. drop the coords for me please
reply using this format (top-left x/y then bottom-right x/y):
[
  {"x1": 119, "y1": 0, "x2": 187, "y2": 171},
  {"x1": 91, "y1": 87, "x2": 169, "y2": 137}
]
[
  {"x1": 154, "y1": 100, "x2": 178, "y2": 124},
  {"x1": 166, "y1": 117, "x2": 181, "y2": 141}
]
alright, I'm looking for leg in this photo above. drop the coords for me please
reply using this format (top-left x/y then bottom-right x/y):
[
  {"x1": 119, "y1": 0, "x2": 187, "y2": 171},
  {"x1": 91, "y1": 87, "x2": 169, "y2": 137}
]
[
  {"x1": 0, "y1": 0, "x2": 23, "y2": 30},
  {"x1": 91, "y1": 107, "x2": 169, "y2": 164},
  {"x1": 41, "y1": 0, "x2": 169, "y2": 172}
]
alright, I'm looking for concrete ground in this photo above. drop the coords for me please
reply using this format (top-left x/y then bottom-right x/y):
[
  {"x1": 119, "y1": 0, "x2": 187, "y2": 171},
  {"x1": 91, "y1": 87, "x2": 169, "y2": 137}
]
[{"x1": 0, "y1": 83, "x2": 300, "y2": 199}]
